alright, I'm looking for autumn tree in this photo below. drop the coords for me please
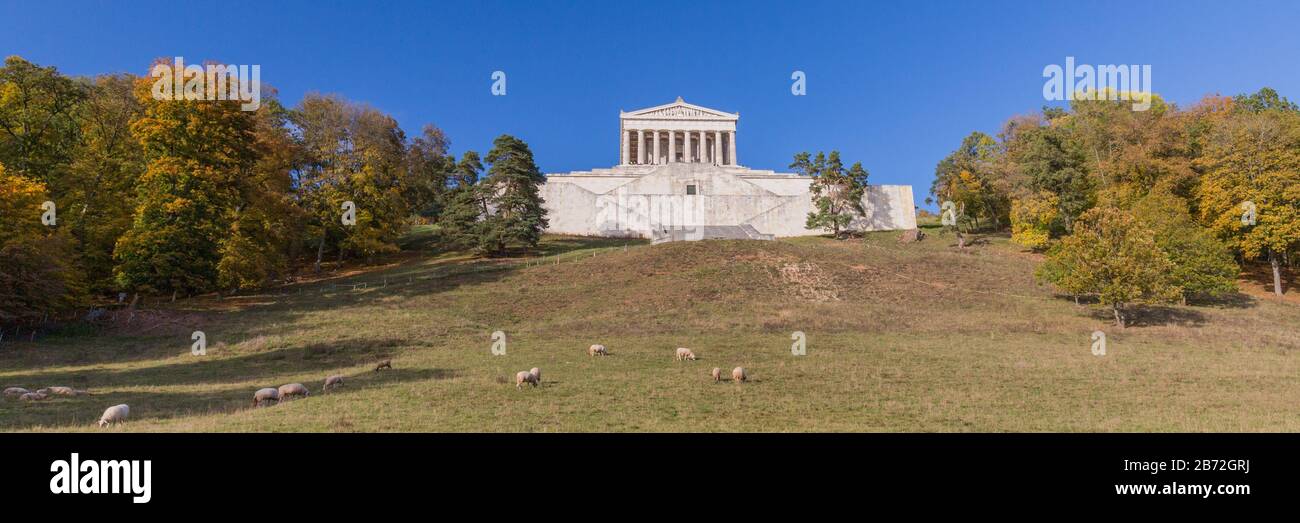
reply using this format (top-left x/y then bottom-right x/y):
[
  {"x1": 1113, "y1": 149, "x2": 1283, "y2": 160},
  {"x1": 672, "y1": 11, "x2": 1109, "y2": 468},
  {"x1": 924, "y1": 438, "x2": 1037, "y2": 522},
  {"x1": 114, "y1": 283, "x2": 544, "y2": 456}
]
[
  {"x1": 1196, "y1": 92, "x2": 1300, "y2": 296},
  {"x1": 932, "y1": 132, "x2": 1009, "y2": 230},
  {"x1": 1038, "y1": 206, "x2": 1179, "y2": 327},
  {"x1": 0, "y1": 56, "x2": 85, "y2": 188},
  {"x1": 65, "y1": 73, "x2": 146, "y2": 292},
  {"x1": 113, "y1": 62, "x2": 259, "y2": 295},
  {"x1": 1132, "y1": 188, "x2": 1238, "y2": 303},
  {"x1": 0, "y1": 163, "x2": 81, "y2": 320}
]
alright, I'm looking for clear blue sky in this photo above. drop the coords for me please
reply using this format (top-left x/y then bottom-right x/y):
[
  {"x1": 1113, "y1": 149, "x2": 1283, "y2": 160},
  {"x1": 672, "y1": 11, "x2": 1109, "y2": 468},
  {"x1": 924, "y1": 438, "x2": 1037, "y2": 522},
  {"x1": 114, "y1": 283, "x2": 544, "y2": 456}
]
[{"x1": 4, "y1": 0, "x2": 1299, "y2": 209}]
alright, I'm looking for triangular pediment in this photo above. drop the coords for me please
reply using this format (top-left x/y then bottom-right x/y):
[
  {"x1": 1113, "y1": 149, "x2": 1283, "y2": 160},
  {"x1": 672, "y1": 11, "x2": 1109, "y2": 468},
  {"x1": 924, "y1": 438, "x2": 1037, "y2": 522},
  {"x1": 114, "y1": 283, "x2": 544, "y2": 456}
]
[{"x1": 621, "y1": 97, "x2": 738, "y2": 120}]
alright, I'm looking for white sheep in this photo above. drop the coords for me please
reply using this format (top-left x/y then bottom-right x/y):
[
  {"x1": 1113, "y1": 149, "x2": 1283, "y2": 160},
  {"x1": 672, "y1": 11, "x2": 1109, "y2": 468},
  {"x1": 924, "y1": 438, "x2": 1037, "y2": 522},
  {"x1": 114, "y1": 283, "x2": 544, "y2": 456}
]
[
  {"x1": 732, "y1": 367, "x2": 747, "y2": 383},
  {"x1": 97, "y1": 404, "x2": 129, "y2": 427},
  {"x1": 529, "y1": 367, "x2": 541, "y2": 384},
  {"x1": 19, "y1": 392, "x2": 48, "y2": 401},
  {"x1": 3, "y1": 387, "x2": 30, "y2": 397},
  {"x1": 322, "y1": 375, "x2": 345, "y2": 393},
  {"x1": 46, "y1": 386, "x2": 85, "y2": 396},
  {"x1": 278, "y1": 383, "x2": 310, "y2": 400},
  {"x1": 711, "y1": 368, "x2": 722, "y2": 382},
  {"x1": 515, "y1": 370, "x2": 538, "y2": 389},
  {"x1": 675, "y1": 347, "x2": 697, "y2": 361},
  {"x1": 588, "y1": 344, "x2": 608, "y2": 357},
  {"x1": 253, "y1": 387, "x2": 280, "y2": 406}
]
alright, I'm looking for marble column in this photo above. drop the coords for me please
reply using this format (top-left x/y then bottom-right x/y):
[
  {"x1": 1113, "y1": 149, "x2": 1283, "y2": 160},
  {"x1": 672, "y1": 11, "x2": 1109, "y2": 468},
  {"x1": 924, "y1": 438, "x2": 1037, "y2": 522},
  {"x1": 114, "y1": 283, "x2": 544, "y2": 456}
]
[
  {"x1": 684, "y1": 130, "x2": 692, "y2": 163},
  {"x1": 668, "y1": 130, "x2": 677, "y2": 162},
  {"x1": 713, "y1": 131, "x2": 722, "y2": 165},
  {"x1": 621, "y1": 129, "x2": 629, "y2": 165},
  {"x1": 637, "y1": 130, "x2": 646, "y2": 164},
  {"x1": 729, "y1": 131, "x2": 737, "y2": 166},
  {"x1": 652, "y1": 130, "x2": 660, "y2": 164}
]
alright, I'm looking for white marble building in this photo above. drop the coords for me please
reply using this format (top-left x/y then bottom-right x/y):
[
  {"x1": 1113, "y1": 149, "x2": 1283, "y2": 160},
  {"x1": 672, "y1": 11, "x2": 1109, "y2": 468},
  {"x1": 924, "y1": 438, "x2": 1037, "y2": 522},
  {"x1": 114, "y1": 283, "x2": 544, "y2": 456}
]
[{"x1": 539, "y1": 97, "x2": 917, "y2": 239}]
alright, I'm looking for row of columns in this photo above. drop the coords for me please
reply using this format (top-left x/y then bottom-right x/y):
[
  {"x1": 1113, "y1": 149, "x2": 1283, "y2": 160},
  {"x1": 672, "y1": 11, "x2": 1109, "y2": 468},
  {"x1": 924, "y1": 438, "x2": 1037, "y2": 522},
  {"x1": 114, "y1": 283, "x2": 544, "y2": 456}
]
[{"x1": 621, "y1": 129, "x2": 736, "y2": 166}]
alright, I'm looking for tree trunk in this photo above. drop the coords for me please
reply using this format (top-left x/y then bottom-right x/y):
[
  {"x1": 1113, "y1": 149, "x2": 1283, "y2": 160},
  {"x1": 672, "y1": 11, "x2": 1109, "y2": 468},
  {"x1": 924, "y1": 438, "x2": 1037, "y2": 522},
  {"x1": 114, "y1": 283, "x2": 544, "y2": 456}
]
[
  {"x1": 1270, "y1": 249, "x2": 1284, "y2": 297},
  {"x1": 314, "y1": 235, "x2": 326, "y2": 273}
]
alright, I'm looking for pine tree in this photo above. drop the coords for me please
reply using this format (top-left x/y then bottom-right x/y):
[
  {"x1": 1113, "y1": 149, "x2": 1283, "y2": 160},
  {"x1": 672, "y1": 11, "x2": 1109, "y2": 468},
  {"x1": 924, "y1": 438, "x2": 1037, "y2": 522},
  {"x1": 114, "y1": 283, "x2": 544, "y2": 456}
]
[
  {"x1": 479, "y1": 135, "x2": 547, "y2": 255},
  {"x1": 795, "y1": 151, "x2": 868, "y2": 239}
]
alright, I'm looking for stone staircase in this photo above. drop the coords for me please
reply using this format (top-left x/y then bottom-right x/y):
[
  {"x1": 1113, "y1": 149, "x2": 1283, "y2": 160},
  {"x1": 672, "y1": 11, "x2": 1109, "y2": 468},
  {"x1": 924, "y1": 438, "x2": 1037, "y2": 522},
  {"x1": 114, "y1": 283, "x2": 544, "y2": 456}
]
[{"x1": 651, "y1": 225, "x2": 775, "y2": 244}]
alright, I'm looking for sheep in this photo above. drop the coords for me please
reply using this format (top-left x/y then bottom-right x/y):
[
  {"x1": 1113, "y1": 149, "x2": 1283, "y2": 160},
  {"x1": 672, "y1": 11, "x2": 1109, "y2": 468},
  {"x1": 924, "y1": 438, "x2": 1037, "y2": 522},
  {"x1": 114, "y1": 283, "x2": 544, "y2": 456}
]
[
  {"x1": 374, "y1": 359, "x2": 392, "y2": 371},
  {"x1": 711, "y1": 368, "x2": 722, "y2": 382},
  {"x1": 278, "y1": 383, "x2": 310, "y2": 401},
  {"x1": 675, "y1": 347, "x2": 697, "y2": 361},
  {"x1": 322, "y1": 375, "x2": 345, "y2": 393},
  {"x1": 97, "y1": 404, "x2": 129, "y2": 427},
  {"x1": 3, "y1": 387, "x2": 30, "y2": 397},
  {"x1": 515, "y1": 370, "x2": 538, "y2": 389},
  {"x1": 529, "y1": 367, "x2": 541, "y2": 385},
  {"x1": 252, "y1": 387, "x2": 280, "y2": 407},
  {"x1": 732, "y1": 367, "x2": 747, "y2": 383},
  {"x1": 588, "y1": 344, "x2": 608, "y2": 357},
  {"x1": 19, "y1": 392, "x2": 48, "y2": 401},
  {"x1": 46, "y1": 386, "x2": 86, "y2": 396}
]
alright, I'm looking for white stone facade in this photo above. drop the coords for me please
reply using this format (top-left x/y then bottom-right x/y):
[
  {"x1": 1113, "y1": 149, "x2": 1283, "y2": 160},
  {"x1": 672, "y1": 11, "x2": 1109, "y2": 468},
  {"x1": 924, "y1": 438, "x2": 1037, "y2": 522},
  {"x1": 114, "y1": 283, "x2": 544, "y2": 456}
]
[{"x1": 540, "y1": 98, "x2": 917, "y2": 238}]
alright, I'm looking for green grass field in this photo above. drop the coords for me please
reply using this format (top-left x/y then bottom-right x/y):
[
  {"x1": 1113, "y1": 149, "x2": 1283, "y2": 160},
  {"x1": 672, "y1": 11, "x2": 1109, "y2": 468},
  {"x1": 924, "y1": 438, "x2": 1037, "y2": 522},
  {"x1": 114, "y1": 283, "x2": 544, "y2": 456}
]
[{"x1": 3, "y1": 227, "x2": 1298, "y2": 432}]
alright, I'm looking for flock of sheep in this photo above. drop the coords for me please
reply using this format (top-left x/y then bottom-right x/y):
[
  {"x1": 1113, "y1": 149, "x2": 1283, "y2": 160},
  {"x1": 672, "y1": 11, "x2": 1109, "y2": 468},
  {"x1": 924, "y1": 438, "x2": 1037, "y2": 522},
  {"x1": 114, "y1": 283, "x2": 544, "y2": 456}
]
[
  {"x1": 3, "y1": 386, "x2": 126, "y2": 427},
  {"x1": 5, "y1": 345, "x2": 751, "y2": 429}
]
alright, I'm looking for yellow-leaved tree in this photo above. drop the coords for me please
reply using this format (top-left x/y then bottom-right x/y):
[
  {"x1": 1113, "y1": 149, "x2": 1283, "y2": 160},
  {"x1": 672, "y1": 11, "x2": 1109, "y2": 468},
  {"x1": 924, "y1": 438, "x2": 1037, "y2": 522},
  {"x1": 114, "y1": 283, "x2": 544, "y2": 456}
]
[{"x1": 1196, "y1": 99, "x2": 1300, "y2": 297}]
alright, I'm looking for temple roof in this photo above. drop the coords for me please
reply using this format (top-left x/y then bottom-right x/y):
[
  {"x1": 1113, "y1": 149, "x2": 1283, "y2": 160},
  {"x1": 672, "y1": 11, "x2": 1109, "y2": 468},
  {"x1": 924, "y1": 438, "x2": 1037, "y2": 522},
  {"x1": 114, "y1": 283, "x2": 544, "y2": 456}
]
[{"x1": 620, "y1": 97, "x2": 738, "y2": 120}]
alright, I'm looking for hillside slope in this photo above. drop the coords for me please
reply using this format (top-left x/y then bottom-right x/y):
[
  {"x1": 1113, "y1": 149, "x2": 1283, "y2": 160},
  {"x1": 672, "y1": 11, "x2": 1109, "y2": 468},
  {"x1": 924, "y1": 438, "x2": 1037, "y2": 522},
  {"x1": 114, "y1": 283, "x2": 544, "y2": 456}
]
[{"x1": 3, "y1": 231, "x2": 1298, "y2": 432}]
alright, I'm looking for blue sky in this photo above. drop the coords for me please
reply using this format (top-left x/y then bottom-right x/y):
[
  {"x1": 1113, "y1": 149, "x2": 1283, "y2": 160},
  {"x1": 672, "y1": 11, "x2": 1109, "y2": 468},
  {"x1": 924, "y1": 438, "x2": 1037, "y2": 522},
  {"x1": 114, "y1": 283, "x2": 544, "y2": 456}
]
[{"x1": 4, "y1": 0, "x2": 1299, "y2": 209}]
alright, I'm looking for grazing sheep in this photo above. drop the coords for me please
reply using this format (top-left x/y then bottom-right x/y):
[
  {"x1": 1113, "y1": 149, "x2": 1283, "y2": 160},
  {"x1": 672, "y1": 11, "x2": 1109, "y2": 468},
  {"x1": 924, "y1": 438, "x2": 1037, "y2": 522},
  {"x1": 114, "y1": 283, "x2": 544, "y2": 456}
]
[
  {"x1": 35, "y1": 388, "x2": 50, "y2": 395},
  {"x1": 588, "y1": 344, "x2": 608, "y2": 357},
  {"x1": 732, "y1": 367, "x2": 747, "y2": 383},
  {"x1": 675, "y1": 348, "x2": 697, "y2": 361},
  {"x1": 46, "y1": 386, "x2": 86, "y2": 396},
  {"x1": 374, "y1": 359, "x2": 392, "y2": 371},
  {"x1": 711, "y1": 368, "x2": 722, "y2": 382},
  {"x1": 278, "y1": 383, "x2": 310, "y2": 400},
  {"x1": 97, "y1": 404, "x2": 129, "y2": 427},
  {"x1": 252, "y1": 387, "x2": 280, "y2": 407},
  {"x1": 515, "y1": 371, "x2": 538, "y2": 389},
  {"x1": 322, "y1": 375, "x2": 345, "y2": 393},
  {"x1": 19, "y1": 392, "x2": 48, "y2": 401},
  {"x1": 529, "y1": 367, "x2": 541, "y2": 385},
  {"x1": 3, "y1": 387, "x2": 30, "y2": 397}
]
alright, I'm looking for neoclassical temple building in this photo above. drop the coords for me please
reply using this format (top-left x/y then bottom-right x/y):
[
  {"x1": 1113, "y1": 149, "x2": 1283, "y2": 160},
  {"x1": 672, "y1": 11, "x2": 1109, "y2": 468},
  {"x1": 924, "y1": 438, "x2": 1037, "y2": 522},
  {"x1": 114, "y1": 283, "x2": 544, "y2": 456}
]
[{"x1": 540, "y1": 97, "x2": 916, "y2": 241}]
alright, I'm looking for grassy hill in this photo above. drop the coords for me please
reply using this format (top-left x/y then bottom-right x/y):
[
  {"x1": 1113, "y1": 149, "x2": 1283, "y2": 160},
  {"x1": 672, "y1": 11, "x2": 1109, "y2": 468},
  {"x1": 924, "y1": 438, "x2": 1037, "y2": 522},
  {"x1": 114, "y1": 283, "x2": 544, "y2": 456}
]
[{"x1": 3, "y1": 227, "x2": 1298, "y2": 432}]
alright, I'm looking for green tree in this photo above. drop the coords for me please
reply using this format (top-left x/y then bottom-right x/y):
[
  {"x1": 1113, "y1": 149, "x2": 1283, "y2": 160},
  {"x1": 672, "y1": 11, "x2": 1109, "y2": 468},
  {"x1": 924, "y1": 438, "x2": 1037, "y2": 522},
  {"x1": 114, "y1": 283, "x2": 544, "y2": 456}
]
[
  {"x1": 1038, "y1": 206, "x2": 1179, "y2": 327},
  {"x1": 0, "y1": 56, "x2": 85, "y2": 188},
  {"x1": 438, "y1": 151, "x2": 488, "y2": 250},
  {"x1": 65, "y1": 73, "x2": 145, "y2": 292},
  {"x1": 794, "y1": 151, "x2": 868, "y2": 239},
  {"x1": 477, "y1": 135, "x2": 547, "y2": 255},
  {"x1": 932, "y1": 132, "x2": 1009, "y2": 230},
  {"x1": 1133, "y1": 189, "x2": 1238, "y2": 303}
]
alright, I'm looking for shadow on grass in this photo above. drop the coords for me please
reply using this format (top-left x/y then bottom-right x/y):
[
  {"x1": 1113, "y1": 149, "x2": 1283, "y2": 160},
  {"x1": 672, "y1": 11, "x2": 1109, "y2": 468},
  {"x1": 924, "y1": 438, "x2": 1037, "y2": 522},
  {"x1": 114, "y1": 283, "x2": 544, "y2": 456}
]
[
  {"x1": 0, "y1": 337, "x2": 408, "y2": 391},
  {"x1": 1086, "y1": 305, "x2": 1209, "y2": 328},
  {"x1": 0, "y1": 367, "x2": 457, "y2": 431}
]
